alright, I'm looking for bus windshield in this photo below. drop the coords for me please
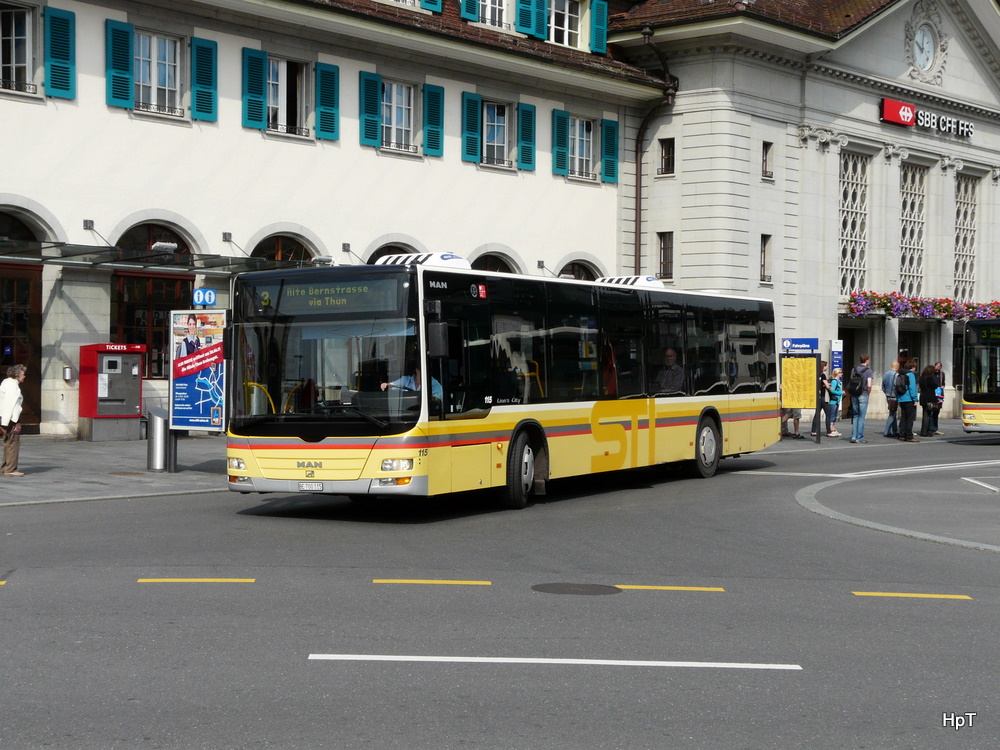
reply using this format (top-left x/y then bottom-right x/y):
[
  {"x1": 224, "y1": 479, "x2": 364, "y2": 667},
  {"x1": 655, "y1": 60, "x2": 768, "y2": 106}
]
[
  {"x1": 964, "y1": 322, "x2": 1000, "y2": 403},
  {"x1": 229, "y1": 270, "x2": 424, "y2": 437}
]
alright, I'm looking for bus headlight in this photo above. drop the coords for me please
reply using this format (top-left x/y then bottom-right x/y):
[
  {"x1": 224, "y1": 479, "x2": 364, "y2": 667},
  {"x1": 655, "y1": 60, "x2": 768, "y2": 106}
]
[
  {"x1": 963, "y1": 413, "x2": 976, "y2": 421},
  {"x1": 381, "y1": 458, "x2": 413, "y2": 472},
  {"x1": 228, "y1": 458, "x2": 246, "y2": 470}
]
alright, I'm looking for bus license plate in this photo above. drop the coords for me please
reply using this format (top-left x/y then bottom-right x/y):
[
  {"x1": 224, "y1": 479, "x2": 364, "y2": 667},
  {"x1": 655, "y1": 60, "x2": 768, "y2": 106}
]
[{"x1": 298, "y1": 482, "x2": 323, "y2": 492}]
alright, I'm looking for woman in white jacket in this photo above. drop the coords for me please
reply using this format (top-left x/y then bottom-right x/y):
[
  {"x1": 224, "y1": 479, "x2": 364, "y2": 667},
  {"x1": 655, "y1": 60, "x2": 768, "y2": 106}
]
[{"x1": 0, "y1": 364, "x2": 27, "y2": 476}]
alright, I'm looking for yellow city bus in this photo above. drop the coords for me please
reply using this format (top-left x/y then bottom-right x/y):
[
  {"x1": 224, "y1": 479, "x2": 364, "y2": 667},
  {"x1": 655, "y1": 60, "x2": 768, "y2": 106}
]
[
  {"x1": 962, "y1": 319, "x2": 1000, "y2": 433},
  {"x1": 226, "y1": 254, "x2": 780, "y2": 508}
]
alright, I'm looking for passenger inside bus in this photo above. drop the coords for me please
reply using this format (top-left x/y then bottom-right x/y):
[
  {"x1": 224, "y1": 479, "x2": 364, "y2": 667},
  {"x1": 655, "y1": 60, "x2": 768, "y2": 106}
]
[{"x1": 652, "y1": 347, "x2": 686, "y2": 395}]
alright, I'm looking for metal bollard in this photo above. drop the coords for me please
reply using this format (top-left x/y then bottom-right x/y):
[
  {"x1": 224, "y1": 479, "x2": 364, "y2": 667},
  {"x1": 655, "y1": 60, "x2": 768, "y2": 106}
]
[{"x1": 146, "y1": 407, "x2": 177, "y2": 473}]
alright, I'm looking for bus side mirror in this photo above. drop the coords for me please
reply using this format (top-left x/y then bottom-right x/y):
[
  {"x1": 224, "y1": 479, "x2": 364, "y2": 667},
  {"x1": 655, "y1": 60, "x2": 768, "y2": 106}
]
[{"x1": 428, "y1": 322, "x2": 448, "y2": 359}]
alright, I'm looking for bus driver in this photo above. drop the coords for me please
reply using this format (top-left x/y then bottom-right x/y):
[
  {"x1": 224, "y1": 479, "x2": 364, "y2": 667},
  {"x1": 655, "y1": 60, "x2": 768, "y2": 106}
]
[{"x1": 381, "y1": 366, "x2": 443, "y2": 400}]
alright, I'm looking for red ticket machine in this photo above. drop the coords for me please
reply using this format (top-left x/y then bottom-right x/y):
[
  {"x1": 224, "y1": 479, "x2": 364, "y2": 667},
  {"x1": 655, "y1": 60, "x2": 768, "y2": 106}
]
[{"x1": 78, "y1": 343, "x2": 146, "y2": 441}]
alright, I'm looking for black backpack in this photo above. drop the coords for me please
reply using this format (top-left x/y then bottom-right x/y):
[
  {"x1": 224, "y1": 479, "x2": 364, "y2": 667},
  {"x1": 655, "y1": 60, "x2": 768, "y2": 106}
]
[
  {"x1": 894, "y1": 370, "x2": 909, "y2": 396},
  {"x1": 846, "y1": 368, "x2": 864, "y2": 397}
]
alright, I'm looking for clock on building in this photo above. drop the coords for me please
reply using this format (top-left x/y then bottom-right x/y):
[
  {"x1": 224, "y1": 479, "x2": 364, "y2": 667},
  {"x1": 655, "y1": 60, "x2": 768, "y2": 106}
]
[{"x1": 911, "y1": 23, "x2": 937, "y2": 72}]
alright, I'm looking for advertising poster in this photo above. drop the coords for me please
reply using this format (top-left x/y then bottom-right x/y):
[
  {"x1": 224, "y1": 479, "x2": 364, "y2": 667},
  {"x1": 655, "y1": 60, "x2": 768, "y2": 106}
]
[
  {"x1": 170, "y1": 309, "x2": 227, "y2": 431},
  {"x1": 780, "y1": 355, "x2": 819, "y2": 409}
]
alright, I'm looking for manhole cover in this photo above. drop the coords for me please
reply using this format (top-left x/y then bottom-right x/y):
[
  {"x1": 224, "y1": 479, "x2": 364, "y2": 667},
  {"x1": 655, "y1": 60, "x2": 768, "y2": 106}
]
[{"x1": 531, "y1": 583, "x2": 621, "y2": 596}]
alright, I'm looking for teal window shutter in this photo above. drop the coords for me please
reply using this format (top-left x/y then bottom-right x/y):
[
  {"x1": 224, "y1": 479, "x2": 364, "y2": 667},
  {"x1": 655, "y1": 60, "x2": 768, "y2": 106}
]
[
  {"x1": 359, "y1": 71, "x2": 382, "y2": 147},
  {"x1": 590, "y1": 0, "x2": 608, "y2": 53},
  {"x1": 105, "y1": 19, "x2": 133, "y2": 109},
  {"x1": 601, "y1": 119, "x2": 619, "y2": 183},
  {"x1": 423, "y1": 84, "x2": 444, "y2": 157},
  {"x1": 515, "y1": 0, "x2": 534, "y2": 36},
  {"x1": 533, "y1": 0, "x2": 547, "y2": 40},
  {"x1": 315, "y1": 63, "x2": 340, "y2": 141},
  {"x1": 420, "y1": 0, "x2": 443, "y2": 10},
  {"x1": 241, "y1": 48, "x2": 267, "y2": 129},
  {"x1": 552, "y1": 109, "x2": 569, "y2": 176},
  {"x1": 460, "y1": 0, "x2": 478, "y2": 21},
  {"x1": 461, "y1": 92, "x2": 482, "y2": 163},
  {"x1": 44, "y1": 8, "x2": 75, "y2": 100},
  {"x1": 517, "y1": 103, "x2": 536, "y2": 171},
  {"x1": 190, "y1": 38, "x2": 218, "y2": 122}
]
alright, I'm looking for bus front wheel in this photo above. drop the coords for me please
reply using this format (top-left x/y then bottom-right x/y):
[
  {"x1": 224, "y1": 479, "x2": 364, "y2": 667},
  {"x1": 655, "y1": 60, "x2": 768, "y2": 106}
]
[
  {"x1": 690, "y1": 418, "x2": 720, "y2": 478},
  {"x1": 504, "y1": 432, "x2": 535, "y2": 509}
]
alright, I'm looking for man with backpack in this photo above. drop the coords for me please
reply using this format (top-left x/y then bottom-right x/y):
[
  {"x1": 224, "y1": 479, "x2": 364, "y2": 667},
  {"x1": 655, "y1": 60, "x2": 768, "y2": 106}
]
[{"x1": 847, "y1": 354, "x2": 874, "y2": 444}]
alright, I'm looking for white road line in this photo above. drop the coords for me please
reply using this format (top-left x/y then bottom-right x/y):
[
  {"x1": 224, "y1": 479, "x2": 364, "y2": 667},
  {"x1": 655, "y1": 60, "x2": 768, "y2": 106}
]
[
  {"x1": 961, "y1": 477, "x2": 1000, "y2": 493},
  {"x1": 739, "y1": 459, "x2": 1000, "y2": 480},
  {"x1": 307, "y1": 654, "x2": 802, "y2": 670}
]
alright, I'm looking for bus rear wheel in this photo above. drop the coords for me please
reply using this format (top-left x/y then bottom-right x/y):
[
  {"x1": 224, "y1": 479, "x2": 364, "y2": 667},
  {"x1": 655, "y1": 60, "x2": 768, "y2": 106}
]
[
  {"x1": 504, "y1": 431, "x2": 535, "y2": 509},
  {"x1": 690, "y1": 418, "x2": 720, "y2": 478}
]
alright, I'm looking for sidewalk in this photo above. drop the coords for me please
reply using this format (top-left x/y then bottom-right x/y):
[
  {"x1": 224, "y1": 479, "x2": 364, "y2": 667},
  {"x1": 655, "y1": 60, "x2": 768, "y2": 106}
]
[
  {"x1": 764, "y1": 416, "x2": 974, "y2": 452},
  {"x1": 0, "y1": 433, "x2": 228, "y2": 506}
]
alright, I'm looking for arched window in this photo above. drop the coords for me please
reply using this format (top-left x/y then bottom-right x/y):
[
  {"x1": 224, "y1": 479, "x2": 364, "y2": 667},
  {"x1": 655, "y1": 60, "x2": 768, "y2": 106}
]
[
  {"x1": 250, "y1": 235, "x2": 312, "y2": 262},
  {"x1": 559, "y1": 261, "x2": 597, "y2": 281},
  {"x1": 111, "y1": 224, "x2": 193, "y2": 379},
  {"x1": 0, "y1": 212, "x2": 42, "y2": 430},
  {"x1": 0, "y1": 213, "x2": 38, "y2": 242},
  {"x1": 471, "y1": 254, "x2": 515, "y2": 273}
]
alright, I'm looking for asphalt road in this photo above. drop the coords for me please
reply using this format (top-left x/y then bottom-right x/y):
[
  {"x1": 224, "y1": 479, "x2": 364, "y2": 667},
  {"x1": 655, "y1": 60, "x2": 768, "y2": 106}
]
[{"x1": 1, "y1": 435, "x2": 998, "y2": 749}]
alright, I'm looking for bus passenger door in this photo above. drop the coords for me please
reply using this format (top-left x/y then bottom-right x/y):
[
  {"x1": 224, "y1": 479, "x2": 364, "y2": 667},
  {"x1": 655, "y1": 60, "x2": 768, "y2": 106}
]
[{"x1": 425, "y1": 283, "x2": 494, "y2": 492}]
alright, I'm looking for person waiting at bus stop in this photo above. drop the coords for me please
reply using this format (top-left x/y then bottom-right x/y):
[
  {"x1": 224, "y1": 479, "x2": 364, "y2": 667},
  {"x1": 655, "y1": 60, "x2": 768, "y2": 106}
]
[{"x1": 381, "y1": 365, "x2": 443, "y2": 400}]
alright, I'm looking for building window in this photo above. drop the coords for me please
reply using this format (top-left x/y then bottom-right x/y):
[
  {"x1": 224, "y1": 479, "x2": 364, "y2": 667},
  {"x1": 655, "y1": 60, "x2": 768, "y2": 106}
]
[
  {"x1": 658, "y1": 138, "x2": 675, "y2": 175},
  {"x1": 761, "y1": 141, "x2": 773, "y2": 178},
  {"x1": 838, "y1": 151, "x2": 870, "y2": 295},
  {"x1": 548, "y1": 0, "x2": 579, "y2": 46},
  {"x1": 568, "y1": 115, "x2": 593, "y2": 179},
  {"x1": 111, "y1": 225, "x2": 192, "y2": 380},
  {"x1": 954, "y1": 174, "x2": 978, "y2": 301},
  {"x1": 657, "y1": 231, "x2": 673, "y2": 280},
  {"x1": 559, "y1": 261, "x2": 596, "y2": 280},
  {"x1": 0, "y1": 3, "x2": 33, "y2": 93},
  {"x1": 760, "y1": 234, "x2": 771, "y2": 283},
  {"x1": 479, "y1": 0, "x2": 507, "y2": 28},
  {"x1": 381, "y1": 80, "x2": 415, "y2": 152},
  {"x1": 483, "y1": 101, "x2": 511, "y2": 167},
  {"x1": 134, "y1": 31, "x2": 181, "y2": 116},
  {"x1": 250, "y1": 235, "x2": 311, "y2": 263},
  {"x1": 267, "y1": 57, "x2": 307, "y2": 135},
  {"x1": 472, "y1": 254, "x2": 515, "y2": 273},
  {"x1": 899, "y1": 163, "x2": 927, "y2": 297}
]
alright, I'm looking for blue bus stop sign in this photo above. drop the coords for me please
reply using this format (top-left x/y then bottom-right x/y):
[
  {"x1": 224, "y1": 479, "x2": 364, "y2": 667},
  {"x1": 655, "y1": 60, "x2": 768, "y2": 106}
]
[{"x1": 781, "y1": 338, "x2": 819, "y2": 351}]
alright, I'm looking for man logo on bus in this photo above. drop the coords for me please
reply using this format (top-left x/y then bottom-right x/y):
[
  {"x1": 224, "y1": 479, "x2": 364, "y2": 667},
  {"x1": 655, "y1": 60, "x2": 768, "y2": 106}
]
[{"x1": 297, "y1": 461, "x2": 322, "y2": 468}]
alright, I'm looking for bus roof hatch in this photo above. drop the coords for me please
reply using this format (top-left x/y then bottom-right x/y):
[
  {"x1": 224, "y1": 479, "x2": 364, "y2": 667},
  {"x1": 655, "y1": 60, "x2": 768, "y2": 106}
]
[{"x1": 373, "y1": 253, "x2": 472, "y2": 270}]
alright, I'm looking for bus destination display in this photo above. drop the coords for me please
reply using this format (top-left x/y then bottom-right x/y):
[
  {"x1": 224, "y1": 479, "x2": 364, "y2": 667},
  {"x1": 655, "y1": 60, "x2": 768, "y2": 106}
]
[{"x1": 254, "y1": 278, "x2": 399, "y2": 314}]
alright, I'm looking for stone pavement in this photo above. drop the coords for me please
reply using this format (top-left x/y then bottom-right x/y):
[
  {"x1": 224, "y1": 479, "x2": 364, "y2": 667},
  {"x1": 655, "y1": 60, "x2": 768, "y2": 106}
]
[{"x1": 0, "y1": 432, "x2": 228, "y2": 506}]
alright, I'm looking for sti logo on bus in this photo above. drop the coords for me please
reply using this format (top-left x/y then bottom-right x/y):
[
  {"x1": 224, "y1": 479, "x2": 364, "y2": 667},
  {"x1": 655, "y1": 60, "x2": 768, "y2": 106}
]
[{"x1": 470, "y1": 284, "x2": 487, "y2": 299}]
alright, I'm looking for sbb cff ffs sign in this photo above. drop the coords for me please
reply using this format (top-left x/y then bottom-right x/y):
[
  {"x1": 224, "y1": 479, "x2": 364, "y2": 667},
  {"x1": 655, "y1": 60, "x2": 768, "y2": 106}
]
[{"x1": 881, "y1": 98, "x2": 974, "y2": 137}]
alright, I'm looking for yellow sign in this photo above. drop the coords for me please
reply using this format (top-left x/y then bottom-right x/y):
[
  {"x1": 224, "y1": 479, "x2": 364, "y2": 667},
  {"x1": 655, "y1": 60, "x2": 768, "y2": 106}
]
[{"x1": 780, "y1": 356, "x2": 816, "y2": 409}]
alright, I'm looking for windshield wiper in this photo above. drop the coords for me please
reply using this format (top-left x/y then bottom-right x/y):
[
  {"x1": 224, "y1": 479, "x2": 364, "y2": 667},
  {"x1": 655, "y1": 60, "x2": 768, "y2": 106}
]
[{"x1": 309, "y1": 404, "x2": 389, "y2": 429}]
